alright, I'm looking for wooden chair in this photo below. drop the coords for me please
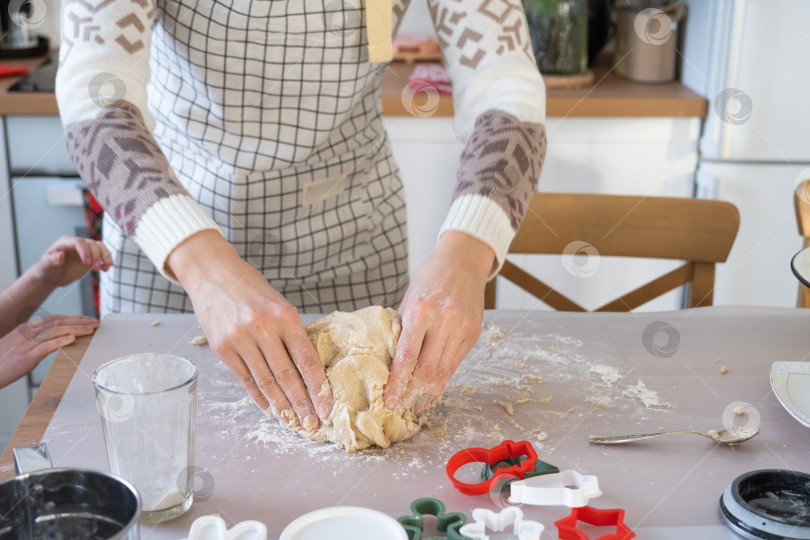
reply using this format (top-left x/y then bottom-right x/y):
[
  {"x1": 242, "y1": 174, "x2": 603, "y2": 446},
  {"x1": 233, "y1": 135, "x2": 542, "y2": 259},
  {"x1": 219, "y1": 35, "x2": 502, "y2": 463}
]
[
  {"x1": 484, "y1": 193, "x2": 740, "y2": 311},
  {"x1": 793, "y1": 179, "x2": 810, "y2": 307}
]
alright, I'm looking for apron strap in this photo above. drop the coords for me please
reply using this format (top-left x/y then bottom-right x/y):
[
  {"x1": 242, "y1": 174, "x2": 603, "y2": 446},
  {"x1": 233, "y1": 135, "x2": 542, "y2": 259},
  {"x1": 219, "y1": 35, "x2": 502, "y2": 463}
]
[{"x1": 366, "y1": 0, "x2": 393, "y2": 63}]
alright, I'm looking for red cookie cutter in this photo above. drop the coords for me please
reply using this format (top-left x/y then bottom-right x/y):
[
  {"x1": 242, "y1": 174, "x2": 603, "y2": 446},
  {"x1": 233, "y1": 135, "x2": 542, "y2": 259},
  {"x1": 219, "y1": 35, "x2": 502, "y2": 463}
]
[
  {"x1": 446, "y1": 440, "x2": 538, "y2": 496},
  {"x1": 554, "y1": 506, "x2": 635, "y2": 540}
]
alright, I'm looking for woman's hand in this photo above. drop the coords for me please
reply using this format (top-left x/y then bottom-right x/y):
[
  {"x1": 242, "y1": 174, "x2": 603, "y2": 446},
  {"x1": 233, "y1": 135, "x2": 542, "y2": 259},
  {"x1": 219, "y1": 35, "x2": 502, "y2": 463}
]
[
  {"x1": 168, "y1": 231, "x2": 333, "y2": 430},
  {"x1": 34, "y1": 236, "x2": 113, "y2": 288},
  {"x1": 0, "y1": 315, "x2": 99, "y2": 389},
  {"x1": 384, "y1": 231, "x2": 494, "y2": 416}
]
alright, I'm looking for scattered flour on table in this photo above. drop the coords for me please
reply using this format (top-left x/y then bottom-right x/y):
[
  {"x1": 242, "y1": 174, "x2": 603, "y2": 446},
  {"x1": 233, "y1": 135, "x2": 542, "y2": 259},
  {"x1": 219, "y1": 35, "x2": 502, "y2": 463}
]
[
  {"x1": 622, "y1": 379, "x2": 672, "y2": 409},
  {"x1": 195, "y1": 314, "x2": 675, "y2": 469},
  {"x1": 589, "y1": 364, "x2": 624, "y2": 386}
]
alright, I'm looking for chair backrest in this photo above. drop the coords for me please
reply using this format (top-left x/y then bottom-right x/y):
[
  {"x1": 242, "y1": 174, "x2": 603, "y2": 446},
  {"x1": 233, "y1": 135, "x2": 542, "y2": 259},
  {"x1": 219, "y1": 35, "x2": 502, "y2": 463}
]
[
  {"x1": 484, "y1": 193, "x2": 740, "y2": 311},
  {"x1": 793, "y1": 179, "x2": 810, "y2": 307}
]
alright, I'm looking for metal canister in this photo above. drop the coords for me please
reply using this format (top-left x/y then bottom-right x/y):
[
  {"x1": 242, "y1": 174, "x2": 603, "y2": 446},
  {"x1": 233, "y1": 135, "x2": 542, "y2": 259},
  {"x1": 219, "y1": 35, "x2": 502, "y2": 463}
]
[
  {"x1": 613, "y1": 2, "x2": 687, "y2": 84},
  {"x1": 0, "y1": 444, "x2": 140, "y2": 539}
]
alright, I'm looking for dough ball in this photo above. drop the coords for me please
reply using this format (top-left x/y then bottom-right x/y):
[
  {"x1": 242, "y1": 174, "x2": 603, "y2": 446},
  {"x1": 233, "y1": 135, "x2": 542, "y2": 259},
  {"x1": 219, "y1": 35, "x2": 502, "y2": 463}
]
[{"x1": 272, "y1": 306, "x2": 423, "y2": 451}]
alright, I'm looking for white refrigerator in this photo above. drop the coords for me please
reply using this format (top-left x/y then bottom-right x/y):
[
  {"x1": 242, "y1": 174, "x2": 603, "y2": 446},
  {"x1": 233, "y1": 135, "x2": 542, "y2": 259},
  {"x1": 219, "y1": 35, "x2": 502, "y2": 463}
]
[{"x1": 681, "y1": 0, "x2": 810, "y2": 307}]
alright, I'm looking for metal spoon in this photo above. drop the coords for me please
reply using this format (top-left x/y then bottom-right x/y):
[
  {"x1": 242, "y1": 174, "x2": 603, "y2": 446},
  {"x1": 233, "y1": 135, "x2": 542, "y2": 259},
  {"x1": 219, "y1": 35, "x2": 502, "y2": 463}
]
[{"x1": 588, "y1": 426, "x2": 759, "y2": 445}]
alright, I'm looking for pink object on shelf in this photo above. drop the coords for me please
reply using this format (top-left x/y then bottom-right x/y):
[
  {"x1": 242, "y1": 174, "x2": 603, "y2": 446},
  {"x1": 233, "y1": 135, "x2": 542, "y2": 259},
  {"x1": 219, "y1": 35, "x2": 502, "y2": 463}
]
[{"x1": 408, "y1": 63, "x2": 452, "y2": 95}]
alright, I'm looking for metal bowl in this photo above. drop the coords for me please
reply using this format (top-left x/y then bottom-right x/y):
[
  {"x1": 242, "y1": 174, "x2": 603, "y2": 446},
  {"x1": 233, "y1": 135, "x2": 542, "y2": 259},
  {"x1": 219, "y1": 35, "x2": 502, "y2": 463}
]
[{"x1": 0, "y1": 467, "x2": 140, "y2": 540}]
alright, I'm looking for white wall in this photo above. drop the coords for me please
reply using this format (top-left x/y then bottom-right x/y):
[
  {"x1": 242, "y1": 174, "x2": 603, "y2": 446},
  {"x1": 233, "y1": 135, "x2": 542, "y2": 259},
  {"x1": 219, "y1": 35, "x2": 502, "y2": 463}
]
[{"x1": 398, "y1": 1, "x2": 434, "y2": 35}]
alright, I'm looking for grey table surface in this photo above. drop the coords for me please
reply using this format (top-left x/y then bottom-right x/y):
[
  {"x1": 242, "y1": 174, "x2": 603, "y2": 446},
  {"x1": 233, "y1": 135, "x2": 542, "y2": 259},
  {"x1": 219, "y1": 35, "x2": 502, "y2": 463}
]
[{"x1": 27, "y1": 307, "x2": 810, "y2": 539}]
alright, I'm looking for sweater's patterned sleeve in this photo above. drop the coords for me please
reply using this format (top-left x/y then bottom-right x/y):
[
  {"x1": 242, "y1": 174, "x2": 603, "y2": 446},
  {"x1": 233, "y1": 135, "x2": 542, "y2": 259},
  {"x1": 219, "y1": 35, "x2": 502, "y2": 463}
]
[
  {"x1": 56, "y1": 0, "x2": 221, "y2": 280},
  {"x1": 428, "y1": 0, "x2": 547, "y2": 274}
]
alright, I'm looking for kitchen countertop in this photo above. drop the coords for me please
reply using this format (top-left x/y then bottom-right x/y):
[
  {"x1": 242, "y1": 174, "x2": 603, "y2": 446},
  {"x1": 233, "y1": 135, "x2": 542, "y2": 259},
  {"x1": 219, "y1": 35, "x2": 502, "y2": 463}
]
[
  {"x1": 1, "y1": 51, "x2": 707, "y2": 118},
  {"x1": 2, "y1": 307, "x2": 807, "y2": 539}
]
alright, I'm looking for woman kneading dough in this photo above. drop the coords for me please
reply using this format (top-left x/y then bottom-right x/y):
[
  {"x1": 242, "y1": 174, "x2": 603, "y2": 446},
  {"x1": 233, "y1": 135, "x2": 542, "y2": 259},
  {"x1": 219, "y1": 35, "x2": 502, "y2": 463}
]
[{"x1": 55, "y1": 0, "x2": 547, "y2": 433}]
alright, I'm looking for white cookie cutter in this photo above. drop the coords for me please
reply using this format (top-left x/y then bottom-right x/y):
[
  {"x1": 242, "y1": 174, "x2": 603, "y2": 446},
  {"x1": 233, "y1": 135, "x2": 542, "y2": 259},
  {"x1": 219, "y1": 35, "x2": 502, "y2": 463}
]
[
  {"x1": 181, "y1": 515, "x2": 267, "y2": 540},
  {"x1": 459, "y1": 507, "x2": 544, "y2": 540},
  {"x1": 508, "y1": 469, "x2": 602, "y2": 507}
]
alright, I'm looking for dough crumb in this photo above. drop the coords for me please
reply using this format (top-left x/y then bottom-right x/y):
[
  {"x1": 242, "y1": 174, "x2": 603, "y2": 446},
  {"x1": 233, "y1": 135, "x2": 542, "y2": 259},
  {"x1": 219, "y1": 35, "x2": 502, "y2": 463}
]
[
  {"x1": 585, "y1": 396, "x2": 613, "y2": 408},
  {"x1": 150, "y1": 320, "x2": 161, "y2": 327},
  {"x1": 460, "y1": 386, "x2": 478, "y2": 396},
  {"x1": 523, "y1": 354, "x2": 530, "y2": 362},
  {"x1": 473, "y1": 406, "x2": 482, "y2": 411},
  {"x1": 715, "y1": 358, "x2": 721, "y2": 363},
  {"x1": 535, "y1": 431, "x2": 549, "y2": 442},
  {"x1": 720, "y1": 366, "x2": 730, "y2": 374},
  {"x1": 189, "y1": 335, "x2": 208, "y2": 346},
  {"x1": 496, "y1": 401, "x2": 514, "y2": 415},
  {"x1": 538, "y1": 396, "x2": 552, "y2": 403},
  {"x1": 514, "y1": 362, "x2": 526, "y2": 369},
  {"x1": 567, "y1": 408, "x2": 575, "y2": 413},
  {"x1": 707, "y1": 429, "x2": 720, "y2": 439},
  {"x1": 487, "y1": 324, "x2": 505, "y2": 340},
  {"x1": 515, "y1": 398, "x2": 530, "y2": 405},
  {"x1": 658, "y1": 426, "x2": 664, "y2": 431},
  {"x1": 523, "y1": 374, "x2": 544, "y2": 382},
  {"x1": 492, "y1": 424, "x2": 502, "y2": 433},
  {"x1": 507, "y1": 417, "x2": 525, "y2": 431},
  {"x1": 733, "y1": 406, "x2": 745, "y2": 415}
]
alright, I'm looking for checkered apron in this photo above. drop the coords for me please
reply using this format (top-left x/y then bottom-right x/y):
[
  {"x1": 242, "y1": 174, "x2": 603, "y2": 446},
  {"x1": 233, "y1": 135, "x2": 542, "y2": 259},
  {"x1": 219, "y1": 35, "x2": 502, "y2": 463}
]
[{"x1": 100, "y1": 0, "x2": 410, "y2": 315}]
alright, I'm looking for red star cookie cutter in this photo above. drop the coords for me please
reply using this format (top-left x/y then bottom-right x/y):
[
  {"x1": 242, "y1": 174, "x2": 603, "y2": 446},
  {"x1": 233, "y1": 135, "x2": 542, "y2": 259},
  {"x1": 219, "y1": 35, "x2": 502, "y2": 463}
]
[
  {"x1": 554, "y1": 506, "x2": 635, "y2": 540},
  {"x1": 446, "y1": 440, "x2": 538, "y2": 496}
]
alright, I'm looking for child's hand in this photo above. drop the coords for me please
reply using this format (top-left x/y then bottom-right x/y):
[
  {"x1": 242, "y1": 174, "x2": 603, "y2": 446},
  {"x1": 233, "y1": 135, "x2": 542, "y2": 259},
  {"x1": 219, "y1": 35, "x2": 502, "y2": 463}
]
[
  {"x1": 0, "y1": 315, "x2": 99, "y2": 389},
  {"x1": 34, "y1": 236, "x2": 113, "y2": 287}
]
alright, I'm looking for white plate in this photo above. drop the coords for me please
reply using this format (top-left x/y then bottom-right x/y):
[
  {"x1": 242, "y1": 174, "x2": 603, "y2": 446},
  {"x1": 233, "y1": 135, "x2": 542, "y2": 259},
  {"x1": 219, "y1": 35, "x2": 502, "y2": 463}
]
[
  {"x1": 790, "y1": 246, "x2": 810, "y2": 288},
  {"x1": 770, "y1": 361, "x2": 810, "y2": 428},
  {"x1": 279, "y1": 506, "x2": 407, "y2": 540}
]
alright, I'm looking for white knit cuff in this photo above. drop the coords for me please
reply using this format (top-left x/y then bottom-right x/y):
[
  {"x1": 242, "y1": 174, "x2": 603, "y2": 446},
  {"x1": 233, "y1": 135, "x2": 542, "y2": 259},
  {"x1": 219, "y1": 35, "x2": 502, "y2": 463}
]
[
  {"x1": 134, "y1": 194, "x2": 223, "y2": 282},
  {"x1": 439, "y1": 194, "x2": 515, "y2": 278}
]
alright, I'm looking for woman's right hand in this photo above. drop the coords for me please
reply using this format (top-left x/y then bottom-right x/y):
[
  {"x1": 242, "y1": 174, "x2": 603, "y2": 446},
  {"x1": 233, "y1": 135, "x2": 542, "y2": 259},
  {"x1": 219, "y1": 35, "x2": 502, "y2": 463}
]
[{"x1": 168, "y1": 230, "x2": 333, "y2": 430}]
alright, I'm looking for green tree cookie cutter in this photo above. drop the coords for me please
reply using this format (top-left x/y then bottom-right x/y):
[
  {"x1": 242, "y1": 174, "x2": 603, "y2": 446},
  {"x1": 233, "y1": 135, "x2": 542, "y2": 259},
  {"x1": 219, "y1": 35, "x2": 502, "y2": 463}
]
[
  {"x1": 397, "y1": 497, "x2": 469, "y2": 540},
  {"x1": 481, "y1": 454, "x2": 560, "y2": 491}
]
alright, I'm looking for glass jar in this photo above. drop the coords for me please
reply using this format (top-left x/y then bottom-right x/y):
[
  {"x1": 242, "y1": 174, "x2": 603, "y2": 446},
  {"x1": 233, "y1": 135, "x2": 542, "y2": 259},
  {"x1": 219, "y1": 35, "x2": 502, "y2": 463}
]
[{"x1": 523, "y1": 0, "x2": 588, "y2": 75}]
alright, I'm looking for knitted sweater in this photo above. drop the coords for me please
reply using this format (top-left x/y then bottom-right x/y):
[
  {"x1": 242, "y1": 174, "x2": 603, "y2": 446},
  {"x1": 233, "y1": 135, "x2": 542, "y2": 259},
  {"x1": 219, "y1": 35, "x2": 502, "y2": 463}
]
[{"x1": 56, "y1": 0, "x2": 546, "y2": 280}]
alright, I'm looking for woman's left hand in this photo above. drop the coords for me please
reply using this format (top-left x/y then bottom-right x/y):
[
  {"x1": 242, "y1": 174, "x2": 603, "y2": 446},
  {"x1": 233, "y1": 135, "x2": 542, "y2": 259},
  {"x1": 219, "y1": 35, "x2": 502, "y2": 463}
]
[{"x1": 384, "y1": 231, "x2": 495, "y2": 416}]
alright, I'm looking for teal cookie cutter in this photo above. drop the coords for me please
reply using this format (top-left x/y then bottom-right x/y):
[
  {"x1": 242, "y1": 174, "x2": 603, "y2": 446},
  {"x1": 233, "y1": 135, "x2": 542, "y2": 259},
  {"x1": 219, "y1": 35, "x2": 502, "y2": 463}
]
[{"x1": 397, "y1": 497, "x2": 469, "y2": 540}]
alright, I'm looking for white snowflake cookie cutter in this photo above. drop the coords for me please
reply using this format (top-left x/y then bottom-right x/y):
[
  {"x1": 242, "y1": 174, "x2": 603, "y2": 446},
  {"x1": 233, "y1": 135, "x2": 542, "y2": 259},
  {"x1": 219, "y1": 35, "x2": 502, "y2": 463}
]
[
  {"x1": 181, "y1": 515, "x2": 267, "y2": 540},
  {"x1": 459, "y1": 507, "x2": 544, "y2": 540},
  {"x1": 508, "y1": 469, "x2": 602, "y2": 507}
]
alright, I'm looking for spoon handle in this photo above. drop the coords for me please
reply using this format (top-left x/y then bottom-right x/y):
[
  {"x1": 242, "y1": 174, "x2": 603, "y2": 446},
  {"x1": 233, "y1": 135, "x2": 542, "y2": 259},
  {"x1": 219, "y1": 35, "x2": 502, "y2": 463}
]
[{"x1": 589, "y1": 429, "x2": 708, "y2": 444}]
